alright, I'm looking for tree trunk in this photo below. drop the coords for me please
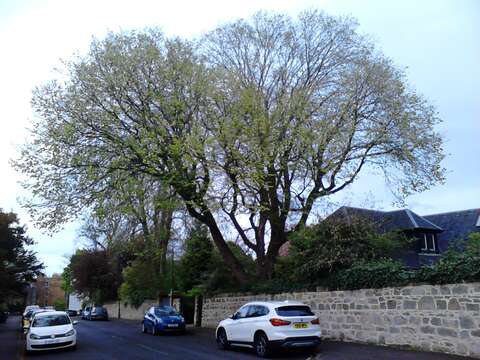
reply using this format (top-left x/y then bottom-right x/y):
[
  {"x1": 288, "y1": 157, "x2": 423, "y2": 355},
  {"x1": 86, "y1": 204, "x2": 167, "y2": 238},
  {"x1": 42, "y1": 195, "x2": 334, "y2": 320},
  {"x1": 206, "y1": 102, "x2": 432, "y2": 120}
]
[
  {"x1": 188, "y1": 208, "x2": 249, "y2": 285},
  {"x1": 260, "y1": 219, "x2": 287, "y2": 280}
]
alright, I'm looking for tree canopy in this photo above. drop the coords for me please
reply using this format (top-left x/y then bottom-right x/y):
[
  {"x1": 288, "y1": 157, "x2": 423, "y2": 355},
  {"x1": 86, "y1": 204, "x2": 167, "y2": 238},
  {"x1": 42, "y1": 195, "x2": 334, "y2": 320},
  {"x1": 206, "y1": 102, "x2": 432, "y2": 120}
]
[
  {"x1": 14, "y1": 10, "x2": 444, "y2": 284},
  {"x1": 0, "y1": 210, "x2": 44, "y2": 299}
]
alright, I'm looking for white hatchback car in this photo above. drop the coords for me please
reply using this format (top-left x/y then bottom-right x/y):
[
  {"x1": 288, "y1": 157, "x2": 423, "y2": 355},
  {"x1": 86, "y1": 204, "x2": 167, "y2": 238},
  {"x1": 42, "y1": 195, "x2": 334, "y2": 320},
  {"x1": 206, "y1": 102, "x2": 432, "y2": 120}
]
[
  {"x1": 216, "y1": 301, "x2": 321, "y2": 357},
  {"x1": 25, "y1": 311, "x2": 77, "y2": 353}
]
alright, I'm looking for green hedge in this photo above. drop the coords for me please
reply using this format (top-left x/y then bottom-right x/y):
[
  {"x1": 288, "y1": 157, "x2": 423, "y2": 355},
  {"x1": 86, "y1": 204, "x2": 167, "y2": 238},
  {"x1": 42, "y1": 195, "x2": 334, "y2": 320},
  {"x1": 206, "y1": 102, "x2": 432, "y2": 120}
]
[{"x1": 327, "y1": 252, "x2": 480, "y2": 291}]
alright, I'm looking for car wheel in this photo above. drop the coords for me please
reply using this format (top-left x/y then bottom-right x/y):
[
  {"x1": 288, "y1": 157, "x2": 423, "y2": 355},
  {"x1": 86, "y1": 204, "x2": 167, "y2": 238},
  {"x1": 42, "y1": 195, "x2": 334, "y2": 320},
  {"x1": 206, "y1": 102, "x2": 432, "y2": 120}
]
[
  {"x1": 216, "y1": 328, "x2": 230, "y2": 350},
  {"x1": 254, "y1": 333, "x2": 271, "y2": 358}
]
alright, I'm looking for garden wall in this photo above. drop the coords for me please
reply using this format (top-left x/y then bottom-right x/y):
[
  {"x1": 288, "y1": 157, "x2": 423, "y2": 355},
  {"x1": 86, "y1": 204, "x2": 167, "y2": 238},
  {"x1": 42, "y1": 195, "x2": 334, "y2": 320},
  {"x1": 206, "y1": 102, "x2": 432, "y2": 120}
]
[
  {"x1": 103, "y1": 298, "x2": 181, "y2": 320},
  {"x1": 201, "y1": 283, "x2": 480, "y2": 358}
]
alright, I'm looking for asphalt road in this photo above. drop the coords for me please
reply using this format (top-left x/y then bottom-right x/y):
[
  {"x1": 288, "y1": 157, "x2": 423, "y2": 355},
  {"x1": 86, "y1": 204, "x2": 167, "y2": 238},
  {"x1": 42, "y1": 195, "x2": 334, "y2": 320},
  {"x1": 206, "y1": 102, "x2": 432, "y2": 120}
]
[
  {"x1": 0, "y1": 316, "x2": 310, "y2": 360},
  {"x1": 0, "y1": 316, "x2": 473, "y2": 360}
]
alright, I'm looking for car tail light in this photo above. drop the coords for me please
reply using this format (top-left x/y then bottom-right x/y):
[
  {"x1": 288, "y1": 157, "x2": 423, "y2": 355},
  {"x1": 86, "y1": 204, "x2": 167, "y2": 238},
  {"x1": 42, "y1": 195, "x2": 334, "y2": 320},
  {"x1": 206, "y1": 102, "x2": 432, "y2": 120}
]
[
  {"x1": 269, "y1": 318, "x2": 291, "y2": 326},
  {"x1": 311, "y1": 318, "x2": 320, "y2": 325}
]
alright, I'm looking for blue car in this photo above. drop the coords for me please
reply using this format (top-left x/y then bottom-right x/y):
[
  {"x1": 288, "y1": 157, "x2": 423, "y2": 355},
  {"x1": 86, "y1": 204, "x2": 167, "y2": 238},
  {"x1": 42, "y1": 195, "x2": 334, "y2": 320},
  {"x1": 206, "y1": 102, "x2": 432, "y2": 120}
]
[{"x1": 142, "y1": 306, "x2": 186, "y2": 335}]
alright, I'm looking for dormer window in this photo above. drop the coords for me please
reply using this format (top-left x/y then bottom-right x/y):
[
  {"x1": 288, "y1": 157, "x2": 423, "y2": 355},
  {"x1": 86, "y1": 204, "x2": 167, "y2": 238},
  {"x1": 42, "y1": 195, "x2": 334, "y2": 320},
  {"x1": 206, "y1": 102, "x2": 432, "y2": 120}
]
[{"x1": 420, "y1": 233, "x2": 437, "y2": 252}]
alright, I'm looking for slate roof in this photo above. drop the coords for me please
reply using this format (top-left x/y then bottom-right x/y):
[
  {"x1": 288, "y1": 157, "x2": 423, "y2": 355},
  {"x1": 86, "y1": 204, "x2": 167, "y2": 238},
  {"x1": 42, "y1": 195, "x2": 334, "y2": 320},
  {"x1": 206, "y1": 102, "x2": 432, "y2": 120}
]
[
  {"x1": 330, "y1": 206, "x2": 443, "y2": 233},
  {"x1": 424, "y1": 208, "x2": 480, "y2": 251},
  {"x1": 329, "y1": 206, "x2": 480, "y2": 252}
]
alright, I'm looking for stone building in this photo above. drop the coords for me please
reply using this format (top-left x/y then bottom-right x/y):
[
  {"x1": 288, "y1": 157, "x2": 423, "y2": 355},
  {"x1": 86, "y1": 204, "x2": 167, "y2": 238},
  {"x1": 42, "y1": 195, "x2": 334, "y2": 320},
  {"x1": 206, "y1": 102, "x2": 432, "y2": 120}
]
[{"x1": 280, "y1": 207, "x2": 480, "y2": 267}]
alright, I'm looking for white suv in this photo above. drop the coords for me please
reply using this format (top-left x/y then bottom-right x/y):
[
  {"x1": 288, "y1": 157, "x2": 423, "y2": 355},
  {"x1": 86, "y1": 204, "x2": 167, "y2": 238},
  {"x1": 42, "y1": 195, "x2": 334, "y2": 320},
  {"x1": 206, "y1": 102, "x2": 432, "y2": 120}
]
[{"x1": 216, "y1": 301, "x2": 321, "y2": 357}]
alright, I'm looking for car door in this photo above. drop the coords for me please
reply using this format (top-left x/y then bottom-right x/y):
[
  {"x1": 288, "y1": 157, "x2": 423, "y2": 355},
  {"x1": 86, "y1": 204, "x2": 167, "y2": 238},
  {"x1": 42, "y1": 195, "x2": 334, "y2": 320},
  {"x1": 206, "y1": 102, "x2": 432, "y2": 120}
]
[
  {"x1": 145, "y1": 308, "x2": 155, "y2": 331},
  {"x1": 242, "y1": 305, "x2": 269, "y2": 342},
  {"x1": 227, "y1": 305, "x2": 250, "y2": 342}
]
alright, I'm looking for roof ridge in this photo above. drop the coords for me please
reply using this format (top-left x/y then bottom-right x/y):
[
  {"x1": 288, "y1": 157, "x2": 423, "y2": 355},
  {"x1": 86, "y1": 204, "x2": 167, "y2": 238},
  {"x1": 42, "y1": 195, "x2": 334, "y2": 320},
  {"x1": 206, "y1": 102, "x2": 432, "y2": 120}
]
[
  {"x1": 339, "y1": 206, "x2": 386, "y2": 213},
  {"x1": 417, "y1": 214, "x2": 443, "y2": 230},
  {"x1": 423, "y1": 208, "x2": 480, "y2": 217},
  {"x1": 404, "y1": 209, "x2": 419, "y2": 228}
]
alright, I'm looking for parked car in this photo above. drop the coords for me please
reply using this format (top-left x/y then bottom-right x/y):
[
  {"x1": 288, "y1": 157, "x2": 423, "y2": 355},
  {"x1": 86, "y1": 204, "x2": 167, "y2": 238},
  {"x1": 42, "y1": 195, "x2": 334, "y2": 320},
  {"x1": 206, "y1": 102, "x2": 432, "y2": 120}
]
[
  {"x1": 81, "y1": 307, "x2": 91, "y2": 320},
  {"x1": 23, "y1": 305, "x2": 40, "y2": 318},
  {"x1": 87, "y1": 306, "x2": 108, "y2": 321},
  {"x1": 141, "y1": 306, "x2": 185, "y2": 335},
  {"x1": 66, "y1": 310, "x2": 78, "y2": 317},
  {"x1": 22, "y1": 308, "x2": 55, "y2": 332},
  {"x1": 0, "y1": 311, "x2": 8, "y2": 324},
  {"x1": 21, "y1": 305, "x2": 40, "y2": 327},
  {"x1": 25, "y1": 311, "x2": 77, "y2": 353},
  {"x1": 216, "y1": 301, "x2": 321, "y2": 357}
]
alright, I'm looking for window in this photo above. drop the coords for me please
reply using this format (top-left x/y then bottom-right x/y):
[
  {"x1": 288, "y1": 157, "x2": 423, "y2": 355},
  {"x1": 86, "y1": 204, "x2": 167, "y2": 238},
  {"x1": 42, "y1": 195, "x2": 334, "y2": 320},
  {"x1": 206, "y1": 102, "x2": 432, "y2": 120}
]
[
  {"x1": 154, "y1": 306, "x2": 179, "y2": 317},
  {"x1": 33, "y1": 315, "x2": 70, "y2": 327},
  {"x1": 420, "y1": 233, "x2": 437, "y2": 252},
  {"x1": 247, "y1": 305, "x2": 269, "y2": 318},
  {"x1": 275, "y1": 305, "x2": 314, "y2": 317},
  {"x1": 234, "y1": 306, "x2": 250, "y2": 319}
]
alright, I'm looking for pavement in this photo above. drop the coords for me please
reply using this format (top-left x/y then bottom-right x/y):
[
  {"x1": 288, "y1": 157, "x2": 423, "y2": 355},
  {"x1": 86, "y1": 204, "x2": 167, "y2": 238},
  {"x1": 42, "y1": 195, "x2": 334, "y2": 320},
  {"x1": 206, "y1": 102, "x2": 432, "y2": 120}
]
[{"x1": 0, "y1": 316, "x2": 474, "y2": 360}]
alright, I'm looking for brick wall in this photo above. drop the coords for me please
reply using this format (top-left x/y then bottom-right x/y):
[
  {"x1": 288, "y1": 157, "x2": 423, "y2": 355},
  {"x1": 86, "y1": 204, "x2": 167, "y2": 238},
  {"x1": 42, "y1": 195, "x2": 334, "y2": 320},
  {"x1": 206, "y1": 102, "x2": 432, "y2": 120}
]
[{"x1": 201, "y1": 283, "x2": 480, "y2": 358}]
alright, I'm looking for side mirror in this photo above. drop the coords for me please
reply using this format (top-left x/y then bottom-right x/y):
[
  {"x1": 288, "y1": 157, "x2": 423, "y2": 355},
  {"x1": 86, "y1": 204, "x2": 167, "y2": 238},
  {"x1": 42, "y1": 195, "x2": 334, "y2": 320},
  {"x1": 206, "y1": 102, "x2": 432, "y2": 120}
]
[
  {"x1": 230, "y1": 313, "x2": 237, "y2": 320},
  {"x1": 73, "y1": 321, "x2": 78, "y2": 325}
]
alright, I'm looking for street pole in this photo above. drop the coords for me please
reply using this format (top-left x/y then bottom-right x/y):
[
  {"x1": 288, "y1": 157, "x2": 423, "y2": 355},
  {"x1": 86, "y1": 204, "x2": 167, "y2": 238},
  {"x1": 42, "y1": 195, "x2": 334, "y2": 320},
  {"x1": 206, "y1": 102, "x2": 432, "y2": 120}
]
[{"x1": 169, "y1": 246, "x2": 174, "y2": 307}]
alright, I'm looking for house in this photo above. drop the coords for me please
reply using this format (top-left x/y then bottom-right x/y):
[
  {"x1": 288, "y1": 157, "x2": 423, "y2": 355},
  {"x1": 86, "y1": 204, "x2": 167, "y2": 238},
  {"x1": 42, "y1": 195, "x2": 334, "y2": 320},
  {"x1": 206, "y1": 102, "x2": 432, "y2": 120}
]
[
  {"x1": 26, "y1": 274, "x2": 66, "y2": 307},
  {"x1": 279, "y1": 207, "x2": 480, "y2": 268}
]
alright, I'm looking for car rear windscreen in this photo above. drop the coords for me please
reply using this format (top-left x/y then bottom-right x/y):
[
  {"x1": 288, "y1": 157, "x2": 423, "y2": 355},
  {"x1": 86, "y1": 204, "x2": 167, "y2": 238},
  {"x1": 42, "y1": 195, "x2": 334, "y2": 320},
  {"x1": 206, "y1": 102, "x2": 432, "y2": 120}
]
[{"x1": 275, "y1": 306, "x2": 314, "y2": 317}]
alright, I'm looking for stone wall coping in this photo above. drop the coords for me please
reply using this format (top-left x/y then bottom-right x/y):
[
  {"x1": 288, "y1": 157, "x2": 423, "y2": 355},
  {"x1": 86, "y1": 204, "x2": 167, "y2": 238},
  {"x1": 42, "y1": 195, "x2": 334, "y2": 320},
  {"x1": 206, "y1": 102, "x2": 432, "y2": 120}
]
[{"x1": 204, "y1": 282, "x2": 480, "y2": 301}]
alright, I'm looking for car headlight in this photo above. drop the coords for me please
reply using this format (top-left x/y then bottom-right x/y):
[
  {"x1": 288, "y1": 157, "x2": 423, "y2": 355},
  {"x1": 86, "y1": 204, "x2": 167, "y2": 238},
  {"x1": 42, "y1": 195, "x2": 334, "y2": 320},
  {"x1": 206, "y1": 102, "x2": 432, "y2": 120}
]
[
  {"x1": 180, "y1": 316, "x2": 185, "y2": 323},
  {"x1": 29, "y1": 333, "x2": 41, "y2": 339},
  {"x1": 65, "y1": 329, "x2": 75, "y2": 337},
  {"x1": 156, "y1": 318, "x2": 163, "y2": 324}
]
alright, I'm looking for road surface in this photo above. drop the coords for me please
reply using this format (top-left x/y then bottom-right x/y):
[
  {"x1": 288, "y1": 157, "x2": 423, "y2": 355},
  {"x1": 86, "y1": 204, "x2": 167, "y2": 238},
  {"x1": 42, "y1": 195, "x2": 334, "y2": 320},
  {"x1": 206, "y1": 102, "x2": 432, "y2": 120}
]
[{"x1": 0, "y1": 316, "x2": 472, "y2": 360}]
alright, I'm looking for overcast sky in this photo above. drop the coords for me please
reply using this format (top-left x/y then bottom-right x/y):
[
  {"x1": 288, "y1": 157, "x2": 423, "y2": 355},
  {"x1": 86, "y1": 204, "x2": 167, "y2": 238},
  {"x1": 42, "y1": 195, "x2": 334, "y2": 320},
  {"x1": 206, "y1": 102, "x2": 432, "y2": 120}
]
[{"x1": 0, "y1": 0, "x2": 478, "y2": 276}]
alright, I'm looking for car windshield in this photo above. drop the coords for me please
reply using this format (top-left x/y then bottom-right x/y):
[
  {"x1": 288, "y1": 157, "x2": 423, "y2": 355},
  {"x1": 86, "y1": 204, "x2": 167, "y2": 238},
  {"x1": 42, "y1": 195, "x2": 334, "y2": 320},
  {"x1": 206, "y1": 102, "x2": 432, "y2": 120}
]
[
  {"x1": 32, "y1": 315, "x2": 70, "y2": 327},
  {"x1": 275, "y1": 306, "x2": 314, "y2": 317},
  {"x1": 154, "y1": 307, "x2": 178, "y2": 317},
  {"x1": 27, "y1": 310, "x2": 45, "y2": 319}
]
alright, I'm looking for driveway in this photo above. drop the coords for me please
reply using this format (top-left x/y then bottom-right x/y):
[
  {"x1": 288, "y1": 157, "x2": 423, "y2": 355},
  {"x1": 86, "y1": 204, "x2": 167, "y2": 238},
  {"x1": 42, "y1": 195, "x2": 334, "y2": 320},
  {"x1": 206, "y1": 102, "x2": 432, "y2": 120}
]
[{"x1": 0, "y1": 316, "x2": 473, "y2": 359}]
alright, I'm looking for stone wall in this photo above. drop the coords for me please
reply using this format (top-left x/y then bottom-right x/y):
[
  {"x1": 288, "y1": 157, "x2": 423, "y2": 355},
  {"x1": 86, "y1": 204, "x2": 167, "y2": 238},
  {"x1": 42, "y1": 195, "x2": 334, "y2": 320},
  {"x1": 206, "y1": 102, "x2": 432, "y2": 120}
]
[
  {"x1": 201, "y1": 283, "x2": 480, "y2": 358},
  {"x1": 104, "y1": 299, "x2": 158, "y2": 320},
  {"x1": 103, "y1": 298, "x2": 181, "y2": 321}
]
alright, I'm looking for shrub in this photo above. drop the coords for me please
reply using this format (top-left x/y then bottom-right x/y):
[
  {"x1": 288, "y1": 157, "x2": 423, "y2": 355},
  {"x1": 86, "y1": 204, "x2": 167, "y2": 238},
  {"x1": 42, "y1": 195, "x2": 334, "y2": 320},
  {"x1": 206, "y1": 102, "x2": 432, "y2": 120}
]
[
  {"x1": 53, "y1": 299, "x2": 66, "y2": 311},
  {"x1": 326, "y1": 259, "x2": 414, "y2": 290},
  {"x1": 417, "y1": 252, "x2": 480, "y2": 284},
  {"x1": 285, "y1": 218, "x2": 410, "y2": 287}
]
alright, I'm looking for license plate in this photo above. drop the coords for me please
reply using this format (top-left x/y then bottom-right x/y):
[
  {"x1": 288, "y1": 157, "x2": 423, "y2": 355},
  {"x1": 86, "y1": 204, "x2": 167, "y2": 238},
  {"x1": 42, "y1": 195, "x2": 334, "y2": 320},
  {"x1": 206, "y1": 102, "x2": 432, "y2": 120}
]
[
  {"x1": 167, "y1": 324, "x2": 178, "y2": 327},
  {"x1": 293, "y1": 323, "x2": 308, "y2": 329},
  {"x1": 45, "y1": 339, "x2": 58, "y2": 344}
]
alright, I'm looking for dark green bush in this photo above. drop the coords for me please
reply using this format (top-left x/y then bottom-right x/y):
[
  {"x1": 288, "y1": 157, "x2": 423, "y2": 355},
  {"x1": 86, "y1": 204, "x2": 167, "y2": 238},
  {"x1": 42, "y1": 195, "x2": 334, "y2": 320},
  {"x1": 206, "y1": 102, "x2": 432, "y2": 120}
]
[
  {"x1": 324, "y1": 234, "x2": 480, "y2": 291},
  {"x1": 285, "y1": 218, "x2": 410, "y2": 287},
  {"x1": 417, "y1": 252, "x2": 480, "y2": 285},
  {"x1": 326, "y1": 259, "x2": 414, "y2": 290}
]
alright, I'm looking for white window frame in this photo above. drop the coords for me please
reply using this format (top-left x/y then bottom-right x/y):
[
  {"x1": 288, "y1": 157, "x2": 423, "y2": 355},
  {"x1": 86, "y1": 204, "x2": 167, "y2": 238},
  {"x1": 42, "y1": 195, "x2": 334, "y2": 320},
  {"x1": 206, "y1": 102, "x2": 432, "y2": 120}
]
[
  {"x1": 420, "y1": 233, "x2": 437, "y2": 252},
  {"x1": 421, "y1": 234, "x2": 428, "y2": 251},
  {"x1": 430, "y1": 233, "x2": 436, "y2": 252}
]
